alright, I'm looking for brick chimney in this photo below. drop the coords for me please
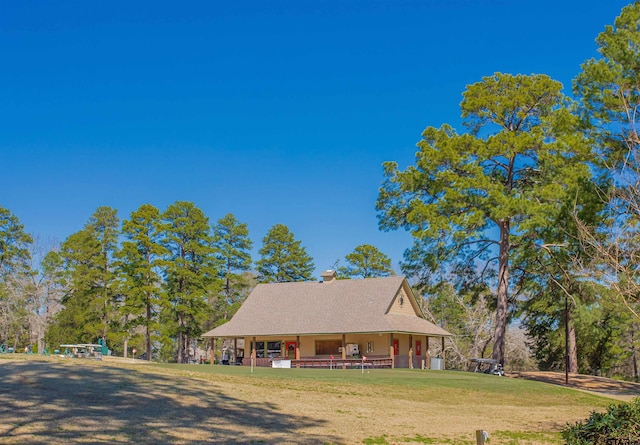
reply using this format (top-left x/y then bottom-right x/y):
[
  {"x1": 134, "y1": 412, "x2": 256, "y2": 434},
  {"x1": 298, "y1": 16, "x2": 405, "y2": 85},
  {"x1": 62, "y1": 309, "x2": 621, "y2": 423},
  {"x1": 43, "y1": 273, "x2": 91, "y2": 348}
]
[{"x1": 321, "y1": 270, "x2": 337, "y2": 282}]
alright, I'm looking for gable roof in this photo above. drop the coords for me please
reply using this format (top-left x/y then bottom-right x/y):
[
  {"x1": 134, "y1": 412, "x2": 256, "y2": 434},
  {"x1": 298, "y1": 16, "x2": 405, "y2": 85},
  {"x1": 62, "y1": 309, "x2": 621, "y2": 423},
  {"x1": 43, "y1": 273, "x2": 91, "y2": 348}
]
[{"x1": 202, "y1": 276, "x2": 452, "y2": 338}]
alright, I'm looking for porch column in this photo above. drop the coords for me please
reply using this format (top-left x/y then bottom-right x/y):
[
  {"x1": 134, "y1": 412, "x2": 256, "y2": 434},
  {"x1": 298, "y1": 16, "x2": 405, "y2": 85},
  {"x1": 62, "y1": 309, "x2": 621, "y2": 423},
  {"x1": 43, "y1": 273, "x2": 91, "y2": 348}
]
[
  {"x1": 251, "y1": 336, "x2": 257, "y2": 362},
  {"x1": 441, "y1": 337, "x2": 446, "y2": 370},
  {"x1": 210, "y1": 337, "x2": 216, "y2": 365},
  {"x1": 233, "y1": 338, "x2": 238, "y2": 364},
  {"x1": 389, "y1": 333, "x2": 395, "y2": 369},
  {"x1": 296, "y1": 336, "x2": 300, "y2": 360},
  {"x1": 408, "y1": 334, "x2": 413, "y2": 369},
  {"x1": 342, "y1": 334, "x2": 347, "y2": 369},
  {"x1": 426, "y1": 337, "x2": 430, "y2": 369}
]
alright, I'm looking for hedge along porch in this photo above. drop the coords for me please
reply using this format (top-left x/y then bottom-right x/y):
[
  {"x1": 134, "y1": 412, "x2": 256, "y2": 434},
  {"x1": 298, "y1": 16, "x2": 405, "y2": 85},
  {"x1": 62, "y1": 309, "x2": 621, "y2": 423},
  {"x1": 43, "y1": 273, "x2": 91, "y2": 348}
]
[{"x1": 202, "y1": 271, "x2": 453, "y2": 369}]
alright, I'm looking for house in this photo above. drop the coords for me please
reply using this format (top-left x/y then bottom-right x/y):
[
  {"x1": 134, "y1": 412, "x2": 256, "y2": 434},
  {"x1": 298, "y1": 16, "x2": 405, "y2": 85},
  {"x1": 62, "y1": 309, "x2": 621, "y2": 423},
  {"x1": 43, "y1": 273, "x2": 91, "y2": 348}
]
[{"x1": 201, "y1": 270, "x2": 453, "y2": 369}]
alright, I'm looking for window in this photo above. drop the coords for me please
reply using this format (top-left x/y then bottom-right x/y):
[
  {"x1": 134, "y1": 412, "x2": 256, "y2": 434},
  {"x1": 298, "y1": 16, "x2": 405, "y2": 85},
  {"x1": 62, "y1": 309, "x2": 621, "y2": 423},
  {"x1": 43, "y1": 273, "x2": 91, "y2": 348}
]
[
  {"x1": 315, "y1": 340, "x2": 341, "y2": 355},
  {"x1": 255, "y1": 341, "x2": 265, "y2": 358},
  {"x1": 267, "y1": 341, "x2": 281, "y2": 357},
  {"x1": 366, "y1": 341, "x2": 374, "y2": 353}
]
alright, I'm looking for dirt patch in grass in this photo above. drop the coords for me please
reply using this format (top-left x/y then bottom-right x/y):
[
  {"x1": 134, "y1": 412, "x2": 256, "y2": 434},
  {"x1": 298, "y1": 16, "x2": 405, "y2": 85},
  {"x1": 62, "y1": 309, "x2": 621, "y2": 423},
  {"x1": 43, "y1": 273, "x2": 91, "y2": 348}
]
[
  {"x1": 0, "y1": 356, "x2": 618, "y2": 444},
  {"x1": 510, "y1": 371, "x2": 640, "y2": 401}
]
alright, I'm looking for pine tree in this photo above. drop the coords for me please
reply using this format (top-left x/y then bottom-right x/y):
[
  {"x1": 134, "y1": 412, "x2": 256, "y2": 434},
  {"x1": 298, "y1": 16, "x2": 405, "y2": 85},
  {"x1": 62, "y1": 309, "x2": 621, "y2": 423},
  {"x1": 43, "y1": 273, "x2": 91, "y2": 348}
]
[
  {"x1": 377, "y1": 73, "x2": 593, "y2": 366},
  {"x1": 160, "y1": 201, "x2": 220, "y2": 363},
  {"x1": 0, "y1": 206, "x2": 33, "y2": 350},
  {"x1": 51, "y1": 207, "x2": 119, "y2": 346},
  {"x1": 86, "y1": 207, "x2": 120, "y2": 345},
  {"x1": 574, "y1": 2, "x2": 640, "y2": 319},
  {"x1": 338, "y1": 244, "x2": 394, "y2": 278},
  {"x1": 118, "y1": 204, "x2": 166, "y2": 360},
  {"x1": 212, "y1": 213, "x2": 252, "y2": 323},
  {"x1": 256, "y1": 224, "x2": 314, "y2": 283}
]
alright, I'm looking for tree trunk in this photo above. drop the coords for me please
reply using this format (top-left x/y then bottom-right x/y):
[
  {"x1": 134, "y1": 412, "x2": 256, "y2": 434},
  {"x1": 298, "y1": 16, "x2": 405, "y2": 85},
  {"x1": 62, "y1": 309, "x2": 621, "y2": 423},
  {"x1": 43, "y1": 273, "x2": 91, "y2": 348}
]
[
  {"x1": 492, "y1": 219, "x2": 510, "y2": 366},
  {"x1": 634, "y1": 347, "x2": 639, "y2": 383},
  {"x1": 177, "y1": 312, "x2": 184, "y2": 363},
  {"x1": 102, "y1": 251, "x2": 109, "y2": 344},
  {"x1": 632, "y1": 326, "x2": 639, "y2": 383},
  {"x1": 145, "y1": 300, "x2": 152, "y2": 361},
  {"x1": 145, "y1": 265, "x2": 152, "y2": 361},
  {"x1": 224, "y1": 261, "x2": 230, "y2": 320},
  {"x1": 567, "y1": 306, "x2": 578, "y2": 373}
]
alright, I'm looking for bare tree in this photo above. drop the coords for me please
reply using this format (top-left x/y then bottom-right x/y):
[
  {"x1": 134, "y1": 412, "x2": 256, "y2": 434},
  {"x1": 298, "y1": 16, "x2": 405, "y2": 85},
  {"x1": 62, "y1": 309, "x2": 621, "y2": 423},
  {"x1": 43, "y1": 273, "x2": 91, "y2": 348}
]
[
  {"x1": 23, "y1": 236, "x2": 64, "y2": 353},
  {"x1": 419, "y1": 283, "x2": 494, "y2": 370}
]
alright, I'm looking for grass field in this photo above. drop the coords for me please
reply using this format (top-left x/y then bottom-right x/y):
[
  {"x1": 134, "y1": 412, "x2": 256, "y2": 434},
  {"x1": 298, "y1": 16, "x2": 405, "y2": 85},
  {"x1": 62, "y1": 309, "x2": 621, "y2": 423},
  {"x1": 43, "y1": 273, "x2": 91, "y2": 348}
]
[{"x1": 0, "y1": 355, "x2": 623, "y2": 444}]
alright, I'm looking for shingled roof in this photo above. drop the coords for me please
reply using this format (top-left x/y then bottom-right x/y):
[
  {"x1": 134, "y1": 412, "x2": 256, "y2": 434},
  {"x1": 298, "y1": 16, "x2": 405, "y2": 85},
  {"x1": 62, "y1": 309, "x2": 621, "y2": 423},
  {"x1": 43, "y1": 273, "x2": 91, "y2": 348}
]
[{"x1": 202, "y1": 275, "x2": 452, "y2": 338}]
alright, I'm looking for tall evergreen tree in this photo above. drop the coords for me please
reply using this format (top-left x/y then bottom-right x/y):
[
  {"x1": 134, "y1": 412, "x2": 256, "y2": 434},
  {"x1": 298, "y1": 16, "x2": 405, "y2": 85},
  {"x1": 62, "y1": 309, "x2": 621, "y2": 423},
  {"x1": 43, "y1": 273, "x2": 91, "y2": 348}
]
[
  {"x1": 519, "y1": 176, "x2": 607, "y2": 373},
  {"x1": 574, "y1": 2, "x2": 640, "y2": 175},
  {"x1": 51, "y1": 229, "x2": 104, "y2": 344},
  {"x1": 0, "y1": 206, "x2": 33, "y2": 276},
  {"x1": 86, "y1": 207, "x2": 120, "y2": 345},
  {"x1": 118, "y1": 204, "x2": 166, "y2": 360},
  {"x1": 573, "y1": 2, "x2": 640, "y2": 319},
  {"x1": 338, "y1": 244, "x2": 394, "y2": 278},
  {"x1": 50, "y1": 207, "x2": 120, "y2": 347},
  {"x1": 0, "y1": 206, "x2": 33, "y2": 349},
  {"x1": 256, "y1": 224, "x2": 314, "y2": 283},
  {"x1": 377, "y1": 73, "x2": 593, "y2": 366},
  {"x1": 212, "y1": 213, "x2": 252, "y2": 323},
  {"x1": 161, "y1": 201, "x2": 219, "y2": 363}
]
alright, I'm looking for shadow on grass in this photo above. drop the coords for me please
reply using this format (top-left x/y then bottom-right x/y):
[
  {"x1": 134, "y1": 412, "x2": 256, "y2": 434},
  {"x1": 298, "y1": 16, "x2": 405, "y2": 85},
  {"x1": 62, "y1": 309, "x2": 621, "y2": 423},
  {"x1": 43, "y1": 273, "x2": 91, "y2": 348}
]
[{"x1": 0, "y1": 360, "x2": 339, "y2": 444}]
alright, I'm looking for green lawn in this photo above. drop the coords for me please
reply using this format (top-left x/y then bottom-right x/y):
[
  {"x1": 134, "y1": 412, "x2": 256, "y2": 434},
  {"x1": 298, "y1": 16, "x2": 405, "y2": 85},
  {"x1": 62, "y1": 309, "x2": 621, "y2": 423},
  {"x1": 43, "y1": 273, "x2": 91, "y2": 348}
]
[
  {"x1": 146, "y1": 362, "x2": 613, "y2": 444},
  {"x1": 0, "y1": 356, "x2": 619, "y2": 444}
]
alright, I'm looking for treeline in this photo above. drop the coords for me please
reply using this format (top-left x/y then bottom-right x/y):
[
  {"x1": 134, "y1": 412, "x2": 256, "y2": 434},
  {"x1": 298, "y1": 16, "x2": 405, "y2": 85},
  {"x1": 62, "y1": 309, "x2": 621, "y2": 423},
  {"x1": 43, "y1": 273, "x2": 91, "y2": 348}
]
[
  {"x1": 378, "y1": 2, "x2": 640, "y2": 379},
  {"x1": 0, "y1": 202, "x2": 394, "y2": 362}
]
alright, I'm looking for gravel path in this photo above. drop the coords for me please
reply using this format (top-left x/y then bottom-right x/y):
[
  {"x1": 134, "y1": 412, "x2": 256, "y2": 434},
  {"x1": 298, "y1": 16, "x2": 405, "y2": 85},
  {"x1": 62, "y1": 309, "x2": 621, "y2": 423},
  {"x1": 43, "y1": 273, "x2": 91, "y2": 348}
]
[{"x1": 511, "y1": 371, "x2": 640, "y2": 401}]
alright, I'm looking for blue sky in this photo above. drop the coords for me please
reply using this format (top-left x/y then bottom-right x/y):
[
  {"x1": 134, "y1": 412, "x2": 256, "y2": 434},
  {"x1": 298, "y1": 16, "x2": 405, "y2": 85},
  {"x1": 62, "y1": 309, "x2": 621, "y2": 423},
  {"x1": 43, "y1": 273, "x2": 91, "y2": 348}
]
[{"x1": 0, "y1": 0, "x2": 632, "y2": 277}]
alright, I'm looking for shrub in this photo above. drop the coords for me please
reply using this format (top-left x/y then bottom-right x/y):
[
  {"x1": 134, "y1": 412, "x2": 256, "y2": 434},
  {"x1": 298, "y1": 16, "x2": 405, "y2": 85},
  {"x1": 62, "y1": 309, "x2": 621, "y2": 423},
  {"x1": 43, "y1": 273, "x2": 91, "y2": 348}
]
[{"x1": 562, "y1": 398, "x2": 640, "y2": 444}]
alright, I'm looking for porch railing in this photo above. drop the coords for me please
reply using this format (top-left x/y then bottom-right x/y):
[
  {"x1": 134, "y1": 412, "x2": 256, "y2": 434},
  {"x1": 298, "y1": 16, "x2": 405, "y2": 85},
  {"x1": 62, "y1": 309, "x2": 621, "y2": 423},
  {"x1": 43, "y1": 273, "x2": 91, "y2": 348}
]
[
  {"x1": 292, "y1": 357, "x2": 392, "y2": 368},
  {"x1": 239, "y1": 356, "x2": 393, "y2": 368}
]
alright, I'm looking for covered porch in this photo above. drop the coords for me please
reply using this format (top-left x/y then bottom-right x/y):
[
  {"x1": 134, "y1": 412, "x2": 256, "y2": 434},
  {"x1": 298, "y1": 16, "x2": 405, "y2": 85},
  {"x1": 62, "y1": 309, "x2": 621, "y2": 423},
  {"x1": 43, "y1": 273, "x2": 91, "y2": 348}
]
[{"x1": 208, "y1": 332, "x2": 448, "y2": 369}]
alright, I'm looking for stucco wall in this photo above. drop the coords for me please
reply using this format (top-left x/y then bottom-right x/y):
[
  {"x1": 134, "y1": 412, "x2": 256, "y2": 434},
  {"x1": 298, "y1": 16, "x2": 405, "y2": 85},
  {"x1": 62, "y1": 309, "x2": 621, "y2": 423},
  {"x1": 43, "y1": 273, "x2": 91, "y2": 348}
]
[{"x1": 242, "y1": 333, "x2": 429, "y2": 358}]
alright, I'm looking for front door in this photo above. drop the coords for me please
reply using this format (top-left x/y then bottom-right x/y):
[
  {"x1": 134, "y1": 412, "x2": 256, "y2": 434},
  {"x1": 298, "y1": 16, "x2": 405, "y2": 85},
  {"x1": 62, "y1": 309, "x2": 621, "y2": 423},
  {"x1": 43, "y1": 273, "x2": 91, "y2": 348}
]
[
  {"x1": 393, "y1": 339, "x2": 399, "y2": 356},
  {"x1": 285, "y1": 342, "x2": 296, "y2": 359}
]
